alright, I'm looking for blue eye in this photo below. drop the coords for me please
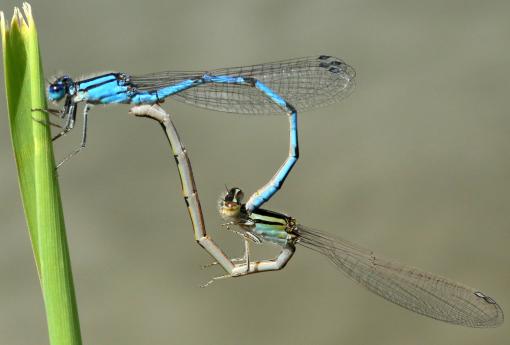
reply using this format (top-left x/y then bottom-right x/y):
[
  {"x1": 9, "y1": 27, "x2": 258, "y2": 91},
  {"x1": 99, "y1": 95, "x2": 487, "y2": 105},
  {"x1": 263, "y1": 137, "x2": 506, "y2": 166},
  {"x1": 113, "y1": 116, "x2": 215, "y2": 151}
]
[{"x1": 48, "y1": 82, "x2": 66, "y2": 101}]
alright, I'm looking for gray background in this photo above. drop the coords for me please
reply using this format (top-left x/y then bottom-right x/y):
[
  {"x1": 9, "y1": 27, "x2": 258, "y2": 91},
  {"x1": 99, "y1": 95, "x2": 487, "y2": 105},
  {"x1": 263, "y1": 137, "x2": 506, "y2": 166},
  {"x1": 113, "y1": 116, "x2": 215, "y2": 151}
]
[{"x1": 1, "y1": 0, "x2": 509, "y2": 344}]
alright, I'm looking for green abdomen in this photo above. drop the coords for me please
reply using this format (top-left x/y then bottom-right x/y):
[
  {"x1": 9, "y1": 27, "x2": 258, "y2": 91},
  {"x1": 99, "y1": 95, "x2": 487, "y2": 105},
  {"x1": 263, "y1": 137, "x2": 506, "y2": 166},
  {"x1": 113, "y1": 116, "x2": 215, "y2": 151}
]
[{"x1": 249, "y1": 209, "x2": 295, "y2": 246}]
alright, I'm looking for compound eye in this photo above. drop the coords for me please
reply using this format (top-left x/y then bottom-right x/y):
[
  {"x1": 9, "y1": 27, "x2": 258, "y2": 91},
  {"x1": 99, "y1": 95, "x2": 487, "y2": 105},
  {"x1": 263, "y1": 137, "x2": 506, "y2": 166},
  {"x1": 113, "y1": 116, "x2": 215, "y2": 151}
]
[
  {"x1": 234, "y1": 189, "x2": 244, "y2": 202},
  {"x1": 224, "y1": 187, "x2": 244, "y2": 204},
  {"x1": 47, "y1": 82, "x2": 66, "y2": 101}
]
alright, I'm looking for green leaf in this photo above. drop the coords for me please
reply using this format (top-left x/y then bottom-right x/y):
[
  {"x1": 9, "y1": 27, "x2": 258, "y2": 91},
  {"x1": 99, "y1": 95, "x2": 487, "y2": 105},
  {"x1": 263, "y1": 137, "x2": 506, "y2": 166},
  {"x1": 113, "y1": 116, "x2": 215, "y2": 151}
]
[{"x1": 1, "y1": 3, "x2": 82, "y2": 345}]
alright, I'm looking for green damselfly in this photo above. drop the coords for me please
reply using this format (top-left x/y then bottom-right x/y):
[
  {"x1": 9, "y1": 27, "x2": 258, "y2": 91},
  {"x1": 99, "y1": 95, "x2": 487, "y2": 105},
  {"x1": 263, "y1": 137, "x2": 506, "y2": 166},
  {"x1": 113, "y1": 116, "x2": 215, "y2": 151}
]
[{"x1": 216, "y1": 187, "x2": 504, "y2": 328}]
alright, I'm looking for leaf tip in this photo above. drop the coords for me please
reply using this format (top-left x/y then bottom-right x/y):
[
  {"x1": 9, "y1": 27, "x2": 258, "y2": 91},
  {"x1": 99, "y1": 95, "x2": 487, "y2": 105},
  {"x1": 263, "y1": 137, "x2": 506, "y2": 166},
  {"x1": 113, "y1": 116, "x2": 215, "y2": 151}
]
[
  {"x1": 22, "y1": 2, "x2": 34, "y2": 27},
  {"x1": 0, "y1": 11, "x2": 5, "y2": 38},
  {"x1": 0, "y1": 12, "x2": 7, "y2": 52},
  {"x1": 10, "y1": 5, "x2": 31, "y2": 33},
  {"x1": 11, "y1": 8, "x2": 19, "y2": 30}
]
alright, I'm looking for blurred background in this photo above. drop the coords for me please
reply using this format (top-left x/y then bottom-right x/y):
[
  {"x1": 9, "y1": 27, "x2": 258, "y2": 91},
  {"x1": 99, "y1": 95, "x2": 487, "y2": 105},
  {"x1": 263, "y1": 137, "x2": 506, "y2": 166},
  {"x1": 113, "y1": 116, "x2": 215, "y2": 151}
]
[{"x1": 1, "y1": 0, "x2": 509, "y2": 344}]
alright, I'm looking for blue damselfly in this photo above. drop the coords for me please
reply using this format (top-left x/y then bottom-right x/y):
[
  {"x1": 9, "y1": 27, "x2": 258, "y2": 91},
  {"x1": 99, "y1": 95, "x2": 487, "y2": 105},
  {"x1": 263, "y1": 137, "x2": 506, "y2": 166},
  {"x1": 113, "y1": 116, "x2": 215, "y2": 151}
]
[{"x1": 44, "y1": 55, "x2": 355, "y2": 211}]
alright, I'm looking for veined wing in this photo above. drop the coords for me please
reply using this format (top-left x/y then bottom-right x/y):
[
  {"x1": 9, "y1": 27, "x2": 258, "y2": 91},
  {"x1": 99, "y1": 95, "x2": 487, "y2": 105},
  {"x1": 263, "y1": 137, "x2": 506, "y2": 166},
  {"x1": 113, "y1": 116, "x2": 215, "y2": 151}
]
[
  {"x1": 295, "y1": 225, "x2": 504, "y2": 327},
  {"x1": 130, "y1": 55, "x2": 355, "y2": 114}
]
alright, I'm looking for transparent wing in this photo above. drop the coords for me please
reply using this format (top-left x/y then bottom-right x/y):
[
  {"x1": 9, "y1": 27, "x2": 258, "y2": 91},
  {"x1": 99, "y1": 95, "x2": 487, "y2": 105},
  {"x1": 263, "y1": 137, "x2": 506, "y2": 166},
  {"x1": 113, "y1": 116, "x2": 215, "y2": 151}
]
[
  {"x1": 130, "y1": 55, "x2": 355, "y2": 114},
  {"x1": 295, "y1": 225, "x2": 504, "y2": 327}
]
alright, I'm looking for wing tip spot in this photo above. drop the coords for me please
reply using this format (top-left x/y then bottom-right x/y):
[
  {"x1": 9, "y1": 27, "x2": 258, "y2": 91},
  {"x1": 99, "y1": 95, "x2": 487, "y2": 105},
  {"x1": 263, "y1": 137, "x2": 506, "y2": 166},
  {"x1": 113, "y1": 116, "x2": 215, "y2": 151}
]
[{"x1": 474, "y1": 291, "x2": 498, "y2": 305}]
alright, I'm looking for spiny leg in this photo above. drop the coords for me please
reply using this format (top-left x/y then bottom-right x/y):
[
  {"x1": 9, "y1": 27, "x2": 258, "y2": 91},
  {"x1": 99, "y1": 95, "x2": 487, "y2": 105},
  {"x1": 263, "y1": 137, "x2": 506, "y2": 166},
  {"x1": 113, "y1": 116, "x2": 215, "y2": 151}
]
[
  {"x1": 31, "y1": 117, "x2": 62, "y2": 129},
  {"x1": 201, "y1": 257, "x2": 245, "y2": 270},
  {"x1": 201, "y1": 236, "x2": 251, "y2": 271},
  {"x1": 201, "y1": 240, "x2": 249, "y2": 287},
  {"x1": 31, "y1": 108, "x2": 64, "y2": 128},
  {"x1": 51, "y1": 97, "x2": 77, "y2": 141},
  {"x1": 55, "y1": 104, "x2": 91, "y2": 168},
  {"x1": 201, "y1": 225, "x2": 251, "y2": 269},
  {"x1": 200, "y1": 273, "x2": 233, "y2": 288},
  {"x1": 32, "y1": 107, "x2": 66, "y2": 118},
  {"x1": 205, "y1": 243, "x2": 296, "y2": 287},
  {"x1": 243, "y1": 238, "x2": 250, "y2": 274},
  {"x1": 231, "y1": 243, "x2": 296, "y2": 276},
  {"x1": 52, "y1": 111, "x2": 74, "y2": 141}
]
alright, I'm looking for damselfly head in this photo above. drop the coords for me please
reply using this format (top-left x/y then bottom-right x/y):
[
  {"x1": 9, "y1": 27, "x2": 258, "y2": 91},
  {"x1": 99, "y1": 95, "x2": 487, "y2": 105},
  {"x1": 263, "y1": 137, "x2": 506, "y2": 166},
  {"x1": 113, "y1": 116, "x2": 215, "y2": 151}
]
[
  {"x1": 48, "y1": 75, "x2": 74, "y2": 102},
  {"x1": 218, "y1": 187, "x2": 244, "y2": 220}
]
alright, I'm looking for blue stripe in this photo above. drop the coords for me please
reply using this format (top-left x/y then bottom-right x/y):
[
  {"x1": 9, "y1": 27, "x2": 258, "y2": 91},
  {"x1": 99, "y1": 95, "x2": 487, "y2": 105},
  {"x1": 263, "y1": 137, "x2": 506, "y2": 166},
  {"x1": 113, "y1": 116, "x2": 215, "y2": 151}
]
[
  {"x1": 250, "y1": 155, "x2": 297, "y2": 206},
  {"x1": 204, "y1": 75, "x2": 247, "y2": 84},
  {"x1": 255, "y1": 81, "x2": 286, "y2": 108},
  {"x1": 77, "y1": 74, "x2": 118, "y2": 90},
  {"x1": 156, "y1": 79, "x2": 201, "y2": 98},
  {"x1": 246, "y1": 110, "x2": 298, "y2": 211},
  {"x1": 85, "y1": 81, "x2": 129, "y2": 102},
  {"x1": 130, "y1": 92, "x2": 160, "y2": 104},
  {"x1": 100, "y1": 93, "x2": 131, "y2": 104},
  {"x1": 130, "y1": 79, "x2": 204, "y2": 104},
  {"x1": 290, "y1": 112, "x2": 298, "y2": 155}
]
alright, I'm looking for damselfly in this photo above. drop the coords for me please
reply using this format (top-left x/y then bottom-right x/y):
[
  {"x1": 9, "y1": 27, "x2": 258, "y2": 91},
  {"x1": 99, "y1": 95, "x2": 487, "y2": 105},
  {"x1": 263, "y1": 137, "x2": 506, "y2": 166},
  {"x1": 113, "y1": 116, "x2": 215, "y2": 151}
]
[
  {"x1": 44, "y1": 55, "x2": 355, "y2": 211},
  {"x1": 129, "y1": 105, "x2": 503, "y2": 328},
  {"x1": 213, "y1": 187, "x2": 504, "y2": 328}
]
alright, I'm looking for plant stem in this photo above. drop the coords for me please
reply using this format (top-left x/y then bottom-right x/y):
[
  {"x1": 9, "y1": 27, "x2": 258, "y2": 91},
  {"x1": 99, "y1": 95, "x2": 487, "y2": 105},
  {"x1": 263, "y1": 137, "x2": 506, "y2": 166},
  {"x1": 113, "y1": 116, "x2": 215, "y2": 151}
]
[{"x1": 1, "y1": 3, "x2": 82, "y2": 345}]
